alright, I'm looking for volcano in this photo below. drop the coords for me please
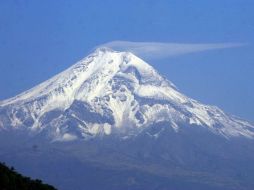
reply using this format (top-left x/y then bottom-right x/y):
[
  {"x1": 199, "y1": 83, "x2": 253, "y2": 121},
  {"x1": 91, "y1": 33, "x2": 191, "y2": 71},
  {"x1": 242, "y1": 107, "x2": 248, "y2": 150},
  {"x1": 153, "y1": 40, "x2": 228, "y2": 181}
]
[{"x1": 0, "y1": 48, "x2": 254, "y2": 190}]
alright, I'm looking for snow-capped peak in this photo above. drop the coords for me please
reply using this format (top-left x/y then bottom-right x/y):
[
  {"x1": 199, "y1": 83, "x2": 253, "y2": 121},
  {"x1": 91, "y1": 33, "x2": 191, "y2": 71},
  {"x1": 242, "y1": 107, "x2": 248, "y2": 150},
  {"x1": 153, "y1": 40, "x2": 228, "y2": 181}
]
[
  {"x1": 1, "y1": 48, "x2": 177, "y2": 110},
  {"x1": 0, "y1": 48, "x2": 254, "y2": 141}
]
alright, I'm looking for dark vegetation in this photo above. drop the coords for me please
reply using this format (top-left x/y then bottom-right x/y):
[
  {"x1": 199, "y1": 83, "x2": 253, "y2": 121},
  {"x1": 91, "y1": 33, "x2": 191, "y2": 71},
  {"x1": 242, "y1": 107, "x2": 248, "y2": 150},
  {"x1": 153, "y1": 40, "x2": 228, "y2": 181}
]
[{"x1": 0, "y1": 162, "x2": 56, "y2": 190}]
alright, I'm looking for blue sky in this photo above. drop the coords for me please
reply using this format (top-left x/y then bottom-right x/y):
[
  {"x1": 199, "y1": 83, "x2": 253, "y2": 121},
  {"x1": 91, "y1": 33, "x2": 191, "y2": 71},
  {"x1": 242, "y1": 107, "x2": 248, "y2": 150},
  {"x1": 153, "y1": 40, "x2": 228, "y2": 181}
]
[{"x1": 0, "y1": 0, "x2": 253, "y2": 122}]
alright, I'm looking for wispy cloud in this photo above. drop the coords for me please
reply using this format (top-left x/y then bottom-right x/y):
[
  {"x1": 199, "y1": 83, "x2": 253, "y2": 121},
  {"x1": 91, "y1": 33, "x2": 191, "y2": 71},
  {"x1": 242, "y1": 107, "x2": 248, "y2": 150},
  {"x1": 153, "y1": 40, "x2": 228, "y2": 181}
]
[{"x1": 99, "y1": 41, "x2": 246, "y2": 59}]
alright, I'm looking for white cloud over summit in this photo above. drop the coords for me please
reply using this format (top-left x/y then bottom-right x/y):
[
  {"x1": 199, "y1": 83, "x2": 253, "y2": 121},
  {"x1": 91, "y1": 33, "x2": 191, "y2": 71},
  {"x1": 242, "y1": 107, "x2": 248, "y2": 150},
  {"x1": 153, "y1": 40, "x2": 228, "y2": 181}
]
[{"x1": 99, "y1": 41, "x2": 246, "y2": 59}]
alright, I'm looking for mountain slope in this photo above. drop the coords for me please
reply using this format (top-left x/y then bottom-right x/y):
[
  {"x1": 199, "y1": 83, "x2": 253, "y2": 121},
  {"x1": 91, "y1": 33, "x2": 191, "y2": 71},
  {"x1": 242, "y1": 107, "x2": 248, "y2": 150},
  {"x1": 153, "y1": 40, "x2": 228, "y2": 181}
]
[{"x1": 0, "y1": 48, "x2": 253, "y2": 141}]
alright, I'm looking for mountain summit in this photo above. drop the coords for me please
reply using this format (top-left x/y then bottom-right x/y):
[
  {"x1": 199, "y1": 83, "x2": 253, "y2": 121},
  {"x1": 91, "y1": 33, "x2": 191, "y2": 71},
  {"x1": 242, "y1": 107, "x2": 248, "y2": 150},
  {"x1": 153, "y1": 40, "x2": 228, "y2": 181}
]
[{"x1": 0, "y1": 48, "x2": 253, "y2": 141}]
